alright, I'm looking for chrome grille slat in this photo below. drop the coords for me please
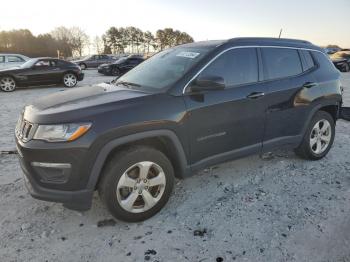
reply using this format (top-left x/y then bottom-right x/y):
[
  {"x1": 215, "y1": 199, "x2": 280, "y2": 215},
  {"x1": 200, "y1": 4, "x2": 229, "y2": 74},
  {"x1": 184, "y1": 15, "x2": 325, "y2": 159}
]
[{"x1": 16, "y1": 115, "x2": 35, "y2": 142}]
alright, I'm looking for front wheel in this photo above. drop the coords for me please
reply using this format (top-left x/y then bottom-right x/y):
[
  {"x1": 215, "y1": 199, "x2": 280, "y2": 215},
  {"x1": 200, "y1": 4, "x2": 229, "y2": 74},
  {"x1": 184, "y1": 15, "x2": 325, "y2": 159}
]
[
  {"x1": 295, "y1": 111, "x2": 335, "y2": 160},
  {"x1": 0, "y1": 76, "x2": 16, "y2": 92},
  {"x1": 63, "y1": 73, "x2": 77, "y2": 87},
  {"x1": 98, "y1": 146, "x2": 174, "y2": 222},
  {"x1": 111, "y1": 67, "x2": 121, "y2": 76}
]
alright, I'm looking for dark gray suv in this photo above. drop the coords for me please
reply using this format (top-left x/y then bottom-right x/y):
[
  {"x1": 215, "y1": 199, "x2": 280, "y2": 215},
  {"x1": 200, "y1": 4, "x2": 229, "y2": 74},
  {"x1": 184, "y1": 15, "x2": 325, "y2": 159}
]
[
  {"x1": 73, "y1": 54, "x2": 117, "y2": 70},
  {"x1": 16, "y1": 37, "x2": 350, "y2": 222}
]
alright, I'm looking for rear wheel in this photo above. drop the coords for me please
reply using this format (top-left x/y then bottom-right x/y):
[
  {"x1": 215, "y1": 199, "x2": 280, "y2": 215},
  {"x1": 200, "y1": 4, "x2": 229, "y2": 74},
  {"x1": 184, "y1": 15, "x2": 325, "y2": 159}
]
[
  {"x1": 295, "y1": 111, "x2": 335, "y2": 160},
  {"x1": 0, "y1": 76, "x2": 16, "y2": 92},
  {"x1": 63, "y1": 73, "x2": 77, "y2": 87},
  {"x1": 98, "y1": 146, "x2": 174, "y2": 222}
]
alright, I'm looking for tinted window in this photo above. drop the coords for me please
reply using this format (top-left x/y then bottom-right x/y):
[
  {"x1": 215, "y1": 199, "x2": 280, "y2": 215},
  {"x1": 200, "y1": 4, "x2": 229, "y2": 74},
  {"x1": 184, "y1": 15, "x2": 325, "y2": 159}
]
[
  {"x1": 200, "y1": 48, "x2": 258, "y2": 87},
  {"x1": 0, "y1": 56, "x2": 4, "y2": 63},
  {"x1": 261, "y1": 48, "x2": 302, "y2": 80},
  {"x1": 302, "y1": 50, "x2": 315, "y2": 71},
  {"x1": 35, "y1": 60, "x2": 50, "y2": 67},
  {"x1": 8, "y1": 56, "x2": 24, "y2": 62}
]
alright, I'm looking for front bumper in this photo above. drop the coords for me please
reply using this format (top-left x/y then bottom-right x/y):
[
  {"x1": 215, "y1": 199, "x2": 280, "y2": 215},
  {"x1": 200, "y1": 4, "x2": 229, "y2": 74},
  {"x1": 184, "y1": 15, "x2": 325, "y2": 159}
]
[
  {"x1": 16, "y1": 138, "x2": 94, "y2": 211},
  {"x1": 77, "y1": 72, "x2": 85, "y2": 81},
  {"x1": 98, "y1": 67, "x2": 111, "y2": 75}
]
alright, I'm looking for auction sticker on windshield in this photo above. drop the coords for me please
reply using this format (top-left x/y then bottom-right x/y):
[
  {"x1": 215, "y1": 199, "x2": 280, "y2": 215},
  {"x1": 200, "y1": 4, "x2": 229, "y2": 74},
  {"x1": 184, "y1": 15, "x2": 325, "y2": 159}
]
[{"x1": 176, "y1": 51, "x2": 200, "y2": 59}]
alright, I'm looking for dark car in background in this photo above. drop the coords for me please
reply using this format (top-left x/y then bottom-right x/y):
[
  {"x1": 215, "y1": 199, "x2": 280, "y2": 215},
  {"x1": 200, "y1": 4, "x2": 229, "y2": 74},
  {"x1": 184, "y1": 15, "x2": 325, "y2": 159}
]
[
  {"x1": 0, "y1": 58, "x2": 84, "y2": 92},
  {"x1": 330, "y1": 51, "x2": 350, "y2": 72},
  {"x1": 15, "y1": 38, "x2": 349, "y2": 222},
  {"x1": 98, "y1": 55, "x2": 144, "y2": 76},
  {"x1": 73, "y1": 54, "x2": 117, "y2": 70}
]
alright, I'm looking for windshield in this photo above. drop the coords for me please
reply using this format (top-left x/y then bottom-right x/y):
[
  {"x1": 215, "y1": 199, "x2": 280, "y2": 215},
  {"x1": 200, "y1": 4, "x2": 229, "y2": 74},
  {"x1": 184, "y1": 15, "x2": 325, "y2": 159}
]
[
  {"x1": 20, "y1": 58, "x2": 39, "y2": 68},
  {"x1": 116, "y1": 46, "x2": 212, "y2": 90},
  {"x1": 114, "y1": 57, "x2": 127, "y2": 64}
]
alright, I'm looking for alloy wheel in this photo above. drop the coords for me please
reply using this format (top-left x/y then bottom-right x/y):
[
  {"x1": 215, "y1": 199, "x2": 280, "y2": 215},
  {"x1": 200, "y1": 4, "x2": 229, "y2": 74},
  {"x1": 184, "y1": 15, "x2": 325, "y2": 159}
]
[
  {"x1": 63, "y1": 74, "x2": 77, "y2": 87},
  {"x1": 309, "y1": 119, "x2": 332, "y2": 154},
  {"x1": 116, "y1": 161, "x2": 166, "y2": 213},
  {"x1": 0, "y1": 77, "x2": 16, "y2": 92}
]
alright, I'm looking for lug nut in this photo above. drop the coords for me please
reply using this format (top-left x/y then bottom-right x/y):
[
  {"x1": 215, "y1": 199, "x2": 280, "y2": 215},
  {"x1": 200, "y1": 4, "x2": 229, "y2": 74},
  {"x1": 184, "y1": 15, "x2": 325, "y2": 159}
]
[
  {"x1": 144, "y1": 179, "x2": 147, "y2": 183},
  {"x1": 138, "y1": 190, "x2": 142, "y2": 194},
  {"x1": 145, "y1": 186, "x2": 148, "y2": 190},
  {"x1": 134, "y1": 186, "x2": 137, "y2": 190}
]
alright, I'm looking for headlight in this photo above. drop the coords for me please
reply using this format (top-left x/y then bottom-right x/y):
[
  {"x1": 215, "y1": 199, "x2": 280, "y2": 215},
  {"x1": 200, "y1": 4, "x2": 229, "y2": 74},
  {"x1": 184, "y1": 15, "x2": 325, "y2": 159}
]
[{"x1": 33, "y1": 123, "x2": 91, "y2": 142}]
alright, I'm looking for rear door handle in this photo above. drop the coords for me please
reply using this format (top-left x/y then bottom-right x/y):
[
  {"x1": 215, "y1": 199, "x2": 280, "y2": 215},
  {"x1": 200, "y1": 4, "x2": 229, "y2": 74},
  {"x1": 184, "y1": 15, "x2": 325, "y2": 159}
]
[
  {"x1": 303, "y1": 82, "x2": 318, "y2": 88},
  {"x1": 247, "y1": 92, "x2": 265, "y2": 99}
]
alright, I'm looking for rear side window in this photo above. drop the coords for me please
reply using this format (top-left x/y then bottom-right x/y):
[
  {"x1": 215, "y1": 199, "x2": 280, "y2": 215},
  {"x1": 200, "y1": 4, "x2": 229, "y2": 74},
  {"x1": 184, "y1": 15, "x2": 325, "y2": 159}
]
[
  {"x1": 8, "y1": 56, "x2": 24, "y2": 62},
  {"x1": 200, "y1": 48, "x2": 258, "y2": 87},
  {"x1": 0, "y1": 56, "x2": 4, "y2": 63},
  {"x1": 261, "y1": 48, "x2": 302, "y2": 80},
  {"x1": 302, "y1": 50, "x2": 315, "y2": 71}
]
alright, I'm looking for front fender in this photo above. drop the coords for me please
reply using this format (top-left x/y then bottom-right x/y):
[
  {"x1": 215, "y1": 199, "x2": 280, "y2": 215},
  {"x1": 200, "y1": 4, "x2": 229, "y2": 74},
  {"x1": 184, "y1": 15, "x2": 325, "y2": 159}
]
[{"x1": 86, "y1": 129, "x2": 190, "y2": 191}]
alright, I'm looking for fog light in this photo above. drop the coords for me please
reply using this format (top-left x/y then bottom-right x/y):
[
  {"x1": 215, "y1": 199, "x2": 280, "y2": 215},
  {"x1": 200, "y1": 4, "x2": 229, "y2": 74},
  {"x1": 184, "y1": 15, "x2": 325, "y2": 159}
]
[{"x1": 31, "y1": 162, "x2": 71, "y2": 184}]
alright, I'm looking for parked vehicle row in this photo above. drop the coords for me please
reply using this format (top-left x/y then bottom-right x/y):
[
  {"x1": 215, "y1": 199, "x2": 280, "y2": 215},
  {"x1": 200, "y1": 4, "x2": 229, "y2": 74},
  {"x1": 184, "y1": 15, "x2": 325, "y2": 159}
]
[
  {"x1": 72, "y1": 54, "x2": 119, "y2": 70},
  {"x1": 15, "y1": 37, "x2": 350, "y2": 222},
  {"x1": 0, "y1": 58, "x2": 84, "y2": 92},
  {"x1": 330, "y1": 50, "x2": 350, "y2": 72}
]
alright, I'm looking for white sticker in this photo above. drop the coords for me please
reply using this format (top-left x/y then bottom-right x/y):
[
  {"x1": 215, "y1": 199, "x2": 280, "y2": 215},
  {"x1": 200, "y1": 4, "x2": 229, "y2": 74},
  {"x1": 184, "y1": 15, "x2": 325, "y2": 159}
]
[{"x1": 176, "y1": 51, "x2": 200, "y2": 59}]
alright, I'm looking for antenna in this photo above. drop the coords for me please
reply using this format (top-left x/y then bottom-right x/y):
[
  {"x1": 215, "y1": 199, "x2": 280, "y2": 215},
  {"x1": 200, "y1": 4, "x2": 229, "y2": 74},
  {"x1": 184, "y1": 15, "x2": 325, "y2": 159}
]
[{"x1": 278, "y1": 29, "x2": 283, "y2": 38}]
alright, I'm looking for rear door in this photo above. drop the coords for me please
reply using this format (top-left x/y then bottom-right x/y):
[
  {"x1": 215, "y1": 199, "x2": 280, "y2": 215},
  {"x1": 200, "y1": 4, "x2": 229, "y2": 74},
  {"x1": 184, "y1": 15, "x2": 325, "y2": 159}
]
[
  {"x1": 7, "y1": 55, "x2": 26, "y2": 68},
  {"x1": 260, "y1": 47, "x2": 317, "y2": 151},
  {"x1": 183, "y1": 48, "x2": 268, "y2": 166}
]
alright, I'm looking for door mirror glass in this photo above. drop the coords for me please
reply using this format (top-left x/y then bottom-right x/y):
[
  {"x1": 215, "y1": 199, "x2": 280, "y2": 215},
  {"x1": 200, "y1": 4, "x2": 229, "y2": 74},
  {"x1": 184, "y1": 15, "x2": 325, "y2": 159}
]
[{"x1": 190, "y1": 75, "x2": 225, "y2": 92}]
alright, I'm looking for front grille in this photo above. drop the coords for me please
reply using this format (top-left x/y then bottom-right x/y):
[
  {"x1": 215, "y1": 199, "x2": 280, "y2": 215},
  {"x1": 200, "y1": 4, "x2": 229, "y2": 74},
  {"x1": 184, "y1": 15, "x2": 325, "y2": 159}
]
[{"x1": 16, "y1": 116, "x2": 36, "y2": 142}]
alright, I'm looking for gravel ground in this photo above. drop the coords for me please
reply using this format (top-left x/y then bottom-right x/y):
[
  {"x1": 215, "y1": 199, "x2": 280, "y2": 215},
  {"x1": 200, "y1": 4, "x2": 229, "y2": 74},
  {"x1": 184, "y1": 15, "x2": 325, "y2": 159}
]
[{"x1": 0, "y1": 71, "x2": 349, "y2": 262}]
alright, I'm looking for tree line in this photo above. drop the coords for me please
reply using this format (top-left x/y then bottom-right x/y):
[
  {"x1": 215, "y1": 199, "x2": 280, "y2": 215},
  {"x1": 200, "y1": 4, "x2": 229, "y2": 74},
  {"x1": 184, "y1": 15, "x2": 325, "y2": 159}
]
[
  {"x1": 0, "y1": 26, "x2": 194, "y2": 58},
  {"x1": 102, "y1": 27, "x2": 194, "y2": 54}
]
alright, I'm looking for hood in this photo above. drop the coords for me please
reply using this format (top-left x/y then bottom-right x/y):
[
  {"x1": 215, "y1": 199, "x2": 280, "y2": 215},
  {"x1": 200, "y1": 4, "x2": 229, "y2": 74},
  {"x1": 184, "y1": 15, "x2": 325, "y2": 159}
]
[{"x1": 24, "y1": 84, "x2": 151, "y2": 123}]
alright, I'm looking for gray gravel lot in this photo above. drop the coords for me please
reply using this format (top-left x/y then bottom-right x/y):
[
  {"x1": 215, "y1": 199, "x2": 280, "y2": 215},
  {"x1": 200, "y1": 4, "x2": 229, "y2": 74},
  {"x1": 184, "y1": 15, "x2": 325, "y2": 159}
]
[{"x1": 0, "y1": 71, "x2": 349, "y2": 262}]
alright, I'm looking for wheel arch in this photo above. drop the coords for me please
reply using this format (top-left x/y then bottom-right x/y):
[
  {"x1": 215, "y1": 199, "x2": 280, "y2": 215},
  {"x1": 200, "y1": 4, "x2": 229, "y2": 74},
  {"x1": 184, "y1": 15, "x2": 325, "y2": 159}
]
[{"x1": 87, "y1": 130, "x2": 190, "y2": 191}]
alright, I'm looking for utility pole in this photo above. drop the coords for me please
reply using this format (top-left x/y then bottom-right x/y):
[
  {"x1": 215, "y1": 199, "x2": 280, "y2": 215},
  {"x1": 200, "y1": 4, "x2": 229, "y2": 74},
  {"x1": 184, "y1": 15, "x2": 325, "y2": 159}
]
[{"x1": 278, "y1": 29, "x2": 283, "y2": 38}]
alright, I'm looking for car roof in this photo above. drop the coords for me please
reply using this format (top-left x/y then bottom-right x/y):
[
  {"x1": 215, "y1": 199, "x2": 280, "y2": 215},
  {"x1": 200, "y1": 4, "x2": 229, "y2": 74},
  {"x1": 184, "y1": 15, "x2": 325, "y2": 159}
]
[
  {"x1": 0, "y1": 53, "x2": 29, "y2": 57},
  {"x1": 180, "y1": 37, "x2": 323, "y2": 52}
]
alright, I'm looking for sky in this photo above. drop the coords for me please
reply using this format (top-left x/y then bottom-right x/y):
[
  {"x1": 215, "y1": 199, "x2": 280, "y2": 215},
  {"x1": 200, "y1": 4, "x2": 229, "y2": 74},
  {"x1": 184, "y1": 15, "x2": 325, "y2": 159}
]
[{"x1": 1, "y1": 0, "x2": 349, "y2": 48}]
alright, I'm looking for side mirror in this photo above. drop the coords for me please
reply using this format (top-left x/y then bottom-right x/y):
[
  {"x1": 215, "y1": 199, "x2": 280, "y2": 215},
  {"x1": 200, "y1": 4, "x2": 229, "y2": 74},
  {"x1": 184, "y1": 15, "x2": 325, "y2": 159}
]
[{"x1": 189, "y1": 75, "x2": 225, "y2": 92}]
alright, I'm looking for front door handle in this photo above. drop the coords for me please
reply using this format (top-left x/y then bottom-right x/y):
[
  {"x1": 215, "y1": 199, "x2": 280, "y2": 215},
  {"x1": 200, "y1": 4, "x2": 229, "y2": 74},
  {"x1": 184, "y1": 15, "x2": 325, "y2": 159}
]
[
  {"x1": 303, "y1": 82, "x2": 318, "y2": 88},
  {"x1": 247, "y1": 92, "x2": 265, "y2": 99}
]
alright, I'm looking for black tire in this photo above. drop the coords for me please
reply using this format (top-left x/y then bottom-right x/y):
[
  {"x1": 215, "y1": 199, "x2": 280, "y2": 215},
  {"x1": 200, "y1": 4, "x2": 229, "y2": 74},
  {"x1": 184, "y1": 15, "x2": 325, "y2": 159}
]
[
  {"x1": 98, "y1": 146, "x2": 175, "y2": 222},
  {"x1": 79, "y1": 63, "x2": 87, "y2": 70},
  {"x1": 295, "y1": 111, "x2": 335, "y2": 160},
  {"x1": 0, "y1": 76, "x2": 16, "y2": 92},
  {"x1": 111, "y1": 67, "x2": 121, "y2": 76}
]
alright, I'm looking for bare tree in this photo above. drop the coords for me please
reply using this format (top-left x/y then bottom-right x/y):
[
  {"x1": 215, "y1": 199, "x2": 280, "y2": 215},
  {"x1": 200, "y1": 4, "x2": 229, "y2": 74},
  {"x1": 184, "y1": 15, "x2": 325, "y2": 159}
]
[
  {"x1": 70, "y1": 27, "x2": 89, "y2": 57},
  {"x1": 92, "y1": 36, "x2": 103, "y2": 54}
]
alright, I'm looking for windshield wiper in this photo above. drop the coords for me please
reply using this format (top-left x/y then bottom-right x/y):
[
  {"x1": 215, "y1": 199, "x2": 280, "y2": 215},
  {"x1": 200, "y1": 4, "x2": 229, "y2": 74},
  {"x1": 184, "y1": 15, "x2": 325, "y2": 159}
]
[{"x1": 115, "y1": 81, "x2": 141, "y2": 88}]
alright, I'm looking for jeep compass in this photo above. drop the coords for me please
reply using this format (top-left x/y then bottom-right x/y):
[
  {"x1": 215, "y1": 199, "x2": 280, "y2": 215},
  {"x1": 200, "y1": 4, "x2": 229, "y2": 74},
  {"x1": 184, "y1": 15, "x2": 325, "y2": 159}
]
[{"x1": 15, "y1": 38, "x2": 349, "y2": 222}]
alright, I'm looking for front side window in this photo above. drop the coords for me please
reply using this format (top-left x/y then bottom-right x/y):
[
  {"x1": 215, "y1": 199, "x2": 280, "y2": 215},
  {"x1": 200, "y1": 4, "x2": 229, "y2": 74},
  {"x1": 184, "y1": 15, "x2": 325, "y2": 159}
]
[
  {"x1": 35, "y1": 60, "x2": 50, "y2": 67},
  {"x1": 0, "y1": 56, "x2": 4, "y2": 63},
  {"x1": 199, "y1": 48, "x2": 259, "y2": 87},
  {"x1": 261, "y1": 48, "x2": 302, "y2": 80},
  {"x1": 8, "y1": 56, "x2": 24, "y2": 62}
]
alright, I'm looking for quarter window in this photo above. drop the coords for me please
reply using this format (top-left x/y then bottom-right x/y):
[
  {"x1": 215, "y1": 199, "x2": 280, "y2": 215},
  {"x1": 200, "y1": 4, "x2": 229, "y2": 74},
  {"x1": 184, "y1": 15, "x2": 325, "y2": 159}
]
[
  {"x1": 261, "y1": 48, "x2": 302, "y2": 80},
  {"x1": 8, "y1": 56, "x2": 24, "y2": 62},
  {"x1": 200, "y1": 48, "x2": 259, "y2": 87},
  {"x1": 0, "y1": 56, "x2": 4, "y2": 63},
  {"x1": 302, "y1": 50, "x2": 315, "y2": 71}
]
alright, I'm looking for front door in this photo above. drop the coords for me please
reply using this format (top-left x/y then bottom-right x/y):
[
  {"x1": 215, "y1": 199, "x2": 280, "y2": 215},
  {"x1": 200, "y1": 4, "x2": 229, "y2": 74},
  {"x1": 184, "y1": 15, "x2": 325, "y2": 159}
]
[{"x1": 183, "y1": 48, "x2": 268, "y2": 166}]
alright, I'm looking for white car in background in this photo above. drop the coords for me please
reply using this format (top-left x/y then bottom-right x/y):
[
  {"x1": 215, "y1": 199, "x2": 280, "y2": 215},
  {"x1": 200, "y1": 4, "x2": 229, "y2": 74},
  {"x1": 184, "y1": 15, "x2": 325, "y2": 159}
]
[{"x1": 0, "y1": 54, "x2": 30, "y2": 70}]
